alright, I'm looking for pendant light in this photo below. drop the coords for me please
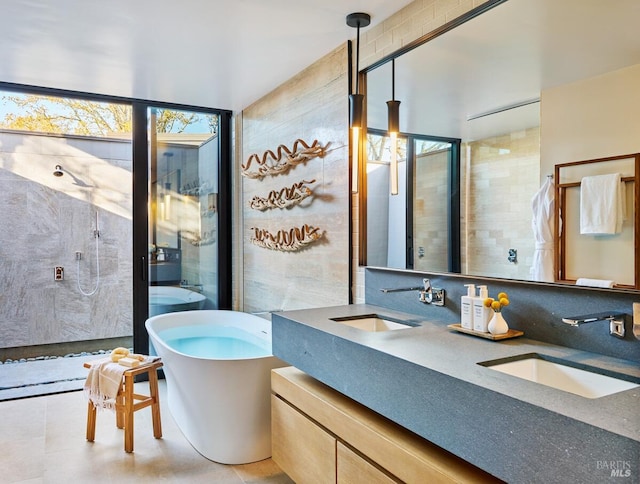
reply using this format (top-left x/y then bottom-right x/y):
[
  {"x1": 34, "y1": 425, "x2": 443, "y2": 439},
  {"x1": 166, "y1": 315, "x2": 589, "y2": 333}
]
[
  {"x1": 162, "y1": 152, "x2": 173, "y2": 220},
  {"x1": 387, "y1": 58, "x2": 400, "y2": 196},
  {"x1": 347, "y1": 12, "x2": 370, "y2": 193}
]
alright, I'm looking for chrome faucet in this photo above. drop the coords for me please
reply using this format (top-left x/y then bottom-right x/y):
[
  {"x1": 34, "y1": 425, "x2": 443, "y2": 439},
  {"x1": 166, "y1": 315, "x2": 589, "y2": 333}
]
[
  {"x1": 419, "y1": 278, "x2": 446, "y2": 306},
  {"x1": 381, "y1": 278, "x2": 445, "y2": 306},
  {"x1": 561, "y1": 311, "x2": 626, "y2": 338},
  {"x1": 380, "y1": 286, "x2": 424, "y2": 293}
]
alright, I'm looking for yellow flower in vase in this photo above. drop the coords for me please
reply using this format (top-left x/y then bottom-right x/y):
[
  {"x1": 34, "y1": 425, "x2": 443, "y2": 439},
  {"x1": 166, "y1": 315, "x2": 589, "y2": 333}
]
[
  {"x1": 484, "y1": 292, "x2": 509, "y2": 313},
  {"x1": 484, "y1": 291, "x2": 510, "y2": 335}
]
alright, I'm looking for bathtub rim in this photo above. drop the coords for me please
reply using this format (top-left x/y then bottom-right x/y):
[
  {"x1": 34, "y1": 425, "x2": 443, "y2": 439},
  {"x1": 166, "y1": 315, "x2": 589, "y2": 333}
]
[
  {"x1": 148, "y1": 285, "x2": 206, "y2": 304},
  {"x1": 146, "y1": 309, "x2": 275, "y2": 362}
]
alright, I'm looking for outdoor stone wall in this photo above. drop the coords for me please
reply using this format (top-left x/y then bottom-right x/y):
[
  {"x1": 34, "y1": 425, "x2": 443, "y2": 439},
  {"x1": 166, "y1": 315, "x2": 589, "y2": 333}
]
[{"x1": 0, "y1": 130, "x2": 132, "y2": 349}]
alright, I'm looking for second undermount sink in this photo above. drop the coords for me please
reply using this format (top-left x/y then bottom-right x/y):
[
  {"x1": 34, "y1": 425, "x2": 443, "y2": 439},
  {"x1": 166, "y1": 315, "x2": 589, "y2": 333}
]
[
  {"x1": 330, "y1": 314, "x2": 415, "y2": 332},
  {"x1": 479, "y1": 354, "x2": 640, "y2": 399}
]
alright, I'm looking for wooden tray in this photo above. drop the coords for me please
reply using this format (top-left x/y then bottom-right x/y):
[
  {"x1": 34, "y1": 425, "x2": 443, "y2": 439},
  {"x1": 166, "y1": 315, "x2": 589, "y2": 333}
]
[{"x1": 447, "y1": 323, "x2": 523, "y2": 341}]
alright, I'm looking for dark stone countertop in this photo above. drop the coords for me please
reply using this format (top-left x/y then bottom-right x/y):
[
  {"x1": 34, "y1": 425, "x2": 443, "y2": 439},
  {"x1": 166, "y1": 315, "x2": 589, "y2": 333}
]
[{"x1": 272, "y1": 304, "x2": 640, "y2": 484}]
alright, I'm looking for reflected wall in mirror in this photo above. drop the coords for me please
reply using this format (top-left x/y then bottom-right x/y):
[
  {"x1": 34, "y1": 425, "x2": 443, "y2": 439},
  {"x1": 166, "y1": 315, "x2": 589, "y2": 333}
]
[{"x1": 363, "y1": 0, "x2": 640, "y2": 290}]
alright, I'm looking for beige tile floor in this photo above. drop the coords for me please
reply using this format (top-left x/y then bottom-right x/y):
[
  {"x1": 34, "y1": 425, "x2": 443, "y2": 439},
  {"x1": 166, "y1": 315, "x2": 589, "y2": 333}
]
[{"x1": 0, "y1": 377, "x2": 294, "y2": 483}]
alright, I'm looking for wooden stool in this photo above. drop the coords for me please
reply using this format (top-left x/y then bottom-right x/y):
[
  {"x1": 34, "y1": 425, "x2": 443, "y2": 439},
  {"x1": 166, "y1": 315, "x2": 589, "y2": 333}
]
[{"x1": 85, "y1": 359, "x2": 163, "y2": 453}]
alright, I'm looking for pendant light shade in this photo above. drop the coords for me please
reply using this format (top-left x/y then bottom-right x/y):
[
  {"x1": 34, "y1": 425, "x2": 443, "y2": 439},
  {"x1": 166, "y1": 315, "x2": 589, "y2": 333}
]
[
  {"x1": 349, "y1": 93, "x2": 365, "y2": 129},
  {"x1": 386, "y1": 100, "x2": 400, "y2": 133},
  {"x1": 387, "y1": 59, "x2": 400, "y2": 195},
  {"x1": 347, "y1": 12, "x2": 370, "y2": 193}
]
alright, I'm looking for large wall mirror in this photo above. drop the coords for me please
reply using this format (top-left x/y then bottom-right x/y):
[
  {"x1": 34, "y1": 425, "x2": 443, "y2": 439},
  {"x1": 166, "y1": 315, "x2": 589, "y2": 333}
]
[{"x1": 362, "y1": 0, "x2": 640, "y2": 290}]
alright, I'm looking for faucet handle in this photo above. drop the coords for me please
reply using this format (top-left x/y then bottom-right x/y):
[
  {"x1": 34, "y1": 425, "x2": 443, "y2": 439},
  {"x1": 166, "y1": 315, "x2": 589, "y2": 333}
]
[
  {"x1": 419, "y1": 278, "x2": 446, "y2": 306},
  {"x1": 420, "y1": 278, "x2": 432, "y2": 303},
  {"x1": 423, "y1": 278, "x2": 432, "y2": 292}
]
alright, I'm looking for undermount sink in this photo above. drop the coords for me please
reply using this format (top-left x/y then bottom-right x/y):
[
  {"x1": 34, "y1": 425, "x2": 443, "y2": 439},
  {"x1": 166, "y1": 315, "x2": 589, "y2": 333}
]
[
  {"x1": 330, "y1": 314, "x2": 414, "y2": 332},
  {"x1": 479, "y1": 354, "x2": 640, "y2": 399}
]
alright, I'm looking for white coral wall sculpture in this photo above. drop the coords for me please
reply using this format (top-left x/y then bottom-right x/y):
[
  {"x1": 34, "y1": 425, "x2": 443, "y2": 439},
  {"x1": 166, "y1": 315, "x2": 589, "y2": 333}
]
[
  {"x1": 250, "y1": 224, "x2": 324, "y2": 252},
  {"x1": 249, "y1": 179, "x2": 316, "y2": 211},
  {"x1": 242, "y1": 139, "x2": 327, "y2": 179}
]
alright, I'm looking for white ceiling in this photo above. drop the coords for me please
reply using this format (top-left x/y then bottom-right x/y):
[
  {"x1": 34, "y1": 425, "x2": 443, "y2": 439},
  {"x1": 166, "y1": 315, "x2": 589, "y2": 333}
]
[{"x1": 0, "y1": 0, "x2": 414, "y2": 111}]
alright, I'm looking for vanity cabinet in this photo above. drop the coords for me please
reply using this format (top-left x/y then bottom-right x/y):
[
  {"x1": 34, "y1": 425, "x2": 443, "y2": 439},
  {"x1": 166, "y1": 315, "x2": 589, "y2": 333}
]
[
  {"x1": 271, "y1": 366, "x2": 499, "y2": 484},
  {"x1": 272, "y1": 395, "x2": 336, "y2": 483},
  {"x1": 336, "y1": 442, "x2": 396, "y2": 484}
]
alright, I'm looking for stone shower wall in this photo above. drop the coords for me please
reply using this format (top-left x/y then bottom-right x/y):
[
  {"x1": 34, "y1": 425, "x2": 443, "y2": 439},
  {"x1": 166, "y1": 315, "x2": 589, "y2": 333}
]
[
  {"x1": 462, "y1": 127, "x2": 540, "y2": 280},
  {"x1": 413, "y1": 149, "x2": 450, "y2": 273},
  {"x1": 0, "y1": 130, "x2": 132, "y2": 349}
]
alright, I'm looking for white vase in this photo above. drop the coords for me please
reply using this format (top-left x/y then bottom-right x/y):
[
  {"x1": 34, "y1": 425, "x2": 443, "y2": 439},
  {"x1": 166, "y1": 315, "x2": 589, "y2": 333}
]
[{"x1": 488, "y1": 311, "x2": 509, "y2": 335}]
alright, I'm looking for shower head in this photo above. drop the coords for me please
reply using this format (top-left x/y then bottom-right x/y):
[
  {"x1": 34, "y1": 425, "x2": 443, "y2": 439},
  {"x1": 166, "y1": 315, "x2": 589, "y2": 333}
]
[{"x1": 53, "y1": 165, "x2": 64, "y2": 177}]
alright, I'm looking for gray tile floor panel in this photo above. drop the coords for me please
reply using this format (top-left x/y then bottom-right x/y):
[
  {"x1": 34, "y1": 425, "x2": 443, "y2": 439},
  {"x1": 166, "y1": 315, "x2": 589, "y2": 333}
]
[{"x1": 0, "y1": 354, "x2": 101, "y2": 400}]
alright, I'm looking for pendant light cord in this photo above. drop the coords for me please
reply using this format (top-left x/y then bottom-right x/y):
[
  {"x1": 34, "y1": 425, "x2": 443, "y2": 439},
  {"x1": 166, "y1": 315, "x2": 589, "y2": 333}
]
[
  {"x1": 391, "y1": 58, "x2": 395, "y2": 100},
  {"x1": 355, "y1": 25, "x2": 361, "y2": 94}
]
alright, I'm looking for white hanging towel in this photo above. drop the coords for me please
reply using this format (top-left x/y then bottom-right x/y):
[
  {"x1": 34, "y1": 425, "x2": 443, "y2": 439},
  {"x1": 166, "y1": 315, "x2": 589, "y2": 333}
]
[
  {"x1": 530, "y1": 176, "x2": 555, "y2": 282},
  {"x1": 580, "y1": 173, "x2": 625, "y2": 234}
]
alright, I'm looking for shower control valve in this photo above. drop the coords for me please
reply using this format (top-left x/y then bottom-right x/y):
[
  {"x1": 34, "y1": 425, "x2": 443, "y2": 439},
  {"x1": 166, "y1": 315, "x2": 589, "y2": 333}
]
[{"x1": 54, "y1": 266, "x2": 64, "y2": 281}]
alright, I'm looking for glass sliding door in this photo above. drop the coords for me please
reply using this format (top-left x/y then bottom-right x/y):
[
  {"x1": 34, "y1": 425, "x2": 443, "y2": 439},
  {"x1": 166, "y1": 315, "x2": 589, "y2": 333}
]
[
  {"x1": 146, "y1": 107, "x2": 221, "y2": 320},
  {"x1": 0, "y1": 84, "x2": 232, "y2": 386},
  {"x1": 365, "y1": 132, "x2": 408, "y2": 268},
  {"x1": 365, "y1": 129, "x2": 460, "y2": 271},
  {"x1": 412, "y1": 139, "x2": 453, "y2": 272}
]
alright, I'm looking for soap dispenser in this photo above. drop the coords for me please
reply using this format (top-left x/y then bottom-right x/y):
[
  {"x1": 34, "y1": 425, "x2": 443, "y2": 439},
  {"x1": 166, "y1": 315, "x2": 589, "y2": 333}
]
[
  {"x1": 461, "y1": 284, "x2": 475, "y2": 329},
  {"x1": 473, "y1": 285, "x2": 492, "y2": 333}
]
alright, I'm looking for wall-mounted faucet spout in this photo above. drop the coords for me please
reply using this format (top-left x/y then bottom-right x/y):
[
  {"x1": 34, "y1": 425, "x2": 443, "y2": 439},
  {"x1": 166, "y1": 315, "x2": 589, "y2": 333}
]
[
  {"x1": 381, "y1": 279, "x2": 445, "y2": 306},
  {"x1": 561, "y1": 311, "x2": 626, "y2": 339},
  {"x1": 561, "y1": 311, "x2": 625, "y2": 326},
  {"x1": 380, "y1": 286, "x2": 423, "y2": 293}
]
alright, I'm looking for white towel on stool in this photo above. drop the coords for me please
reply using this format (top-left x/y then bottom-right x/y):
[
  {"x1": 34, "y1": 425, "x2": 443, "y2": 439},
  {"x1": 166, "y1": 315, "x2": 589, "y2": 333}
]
[
  {"x1": 580, "y1": 173, "x2": 626, "y2": 234},
  {"x1": 576, "y1": 278, "x2": 615, "y2": 288},
  {"x1": 84, "y1": 358, "x2": 126, "y2": 411}
]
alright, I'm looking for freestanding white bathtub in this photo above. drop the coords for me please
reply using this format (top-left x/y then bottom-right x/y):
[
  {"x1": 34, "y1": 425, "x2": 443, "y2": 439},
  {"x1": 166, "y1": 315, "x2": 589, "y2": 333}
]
[{"x1": 145, "y1": 310, "x2": 286, "y2": 464}]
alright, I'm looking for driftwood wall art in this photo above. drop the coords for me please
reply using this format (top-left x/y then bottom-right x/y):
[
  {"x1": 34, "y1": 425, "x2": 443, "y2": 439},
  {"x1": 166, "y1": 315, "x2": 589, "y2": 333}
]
[
  {"x1": 242, "y1": 139, "x2": 327, "y2": 179},
  {"x1": 181, "y1": 230, "x2": 216, "y2": 247},
  {"x1": 249, "y1": 179, "x2": 316, "y2": 211},
  {"x1": 250, "y1": 224, "x2": 324, "y2": 252},
  {"x1": 181, "y1": 178, "x2": 212, "y2": 196}
]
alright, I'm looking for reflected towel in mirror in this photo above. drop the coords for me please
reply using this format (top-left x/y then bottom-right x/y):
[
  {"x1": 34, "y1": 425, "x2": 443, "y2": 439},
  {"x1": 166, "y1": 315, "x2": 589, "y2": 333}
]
[
  {"x1": 580, "y1": 173, "x2": 626, "y2": 235},
  {"x1": 576, "y1": 278, "x2": 615, "y2": 288}
]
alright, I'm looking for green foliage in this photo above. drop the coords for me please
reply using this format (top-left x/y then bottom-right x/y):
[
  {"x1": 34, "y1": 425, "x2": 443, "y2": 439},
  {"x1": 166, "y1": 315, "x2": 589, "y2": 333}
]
[{"x1": 0, "y1": 94, "x2": 218, "y2": 137}]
